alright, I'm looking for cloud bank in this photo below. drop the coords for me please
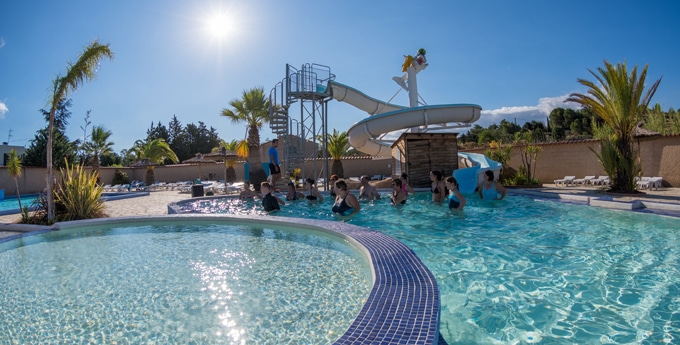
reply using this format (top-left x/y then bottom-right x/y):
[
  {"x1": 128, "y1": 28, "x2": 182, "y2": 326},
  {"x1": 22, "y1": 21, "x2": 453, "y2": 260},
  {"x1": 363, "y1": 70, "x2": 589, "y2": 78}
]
[{"x1": 477, "y1": 93, "x2": 581, "y2": 127}]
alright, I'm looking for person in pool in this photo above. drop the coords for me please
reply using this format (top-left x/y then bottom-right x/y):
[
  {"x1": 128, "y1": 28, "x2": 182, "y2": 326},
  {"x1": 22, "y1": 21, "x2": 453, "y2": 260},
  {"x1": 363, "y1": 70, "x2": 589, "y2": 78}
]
[
  {"x1": 400, "y1": 173, "x2": 415, "y2": 196},
  {"x1": 445, "y1": 176, "x2": 466, "y2": 210},
  {"x1": 390, "y1": 178, "x2": 407, "y2": 205},
  {"x1": 285, "y1": 181, "x2": 305, "y2": 201},
  {"x1": 430, "y1": 170, "x2": 446, "y2": 203},
  {"x1": 478, "y1": 170, "x2": 507, "y2": 201},
  {"x1": 260, "y1": 181, "x2": 285, "y2": 212},
  {"x1": 332, "y1": 180, "x2": 360, "y2": 216},
  {"x1": 304, "y1": 178, "x2": 324, "y2": 202},
  {"x1": 239, "y1": 181, "x2": 259, "y2": 200},
  {"x1": 329, "y1": 174, "x2": 339, "y2": 197},
  {"x1": 359, "y1": 175, "x2": 381, "y2": 201}
]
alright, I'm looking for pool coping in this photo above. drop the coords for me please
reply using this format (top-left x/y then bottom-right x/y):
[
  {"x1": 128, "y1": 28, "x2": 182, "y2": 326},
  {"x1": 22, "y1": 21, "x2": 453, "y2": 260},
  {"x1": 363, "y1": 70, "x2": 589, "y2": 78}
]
[
  {"x1": 0, "y1": 191, "x2": 150, "y2": 216},
  {"x1": 10, "y1": 214, "x2": 442, "y2": 345}
]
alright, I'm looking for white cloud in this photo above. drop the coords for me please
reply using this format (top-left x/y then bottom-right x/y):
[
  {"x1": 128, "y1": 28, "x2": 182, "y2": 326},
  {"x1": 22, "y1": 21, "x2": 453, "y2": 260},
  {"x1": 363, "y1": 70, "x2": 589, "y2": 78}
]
[
  {"x1": 0, "y1": 101, "x2": 7, "y2": 119},
  {"x1": 477, "y1": 93, "x2": 581, "y2": 128},
  {"x1": 0, "y1": 37, "x2": 5, "y2": 48}
]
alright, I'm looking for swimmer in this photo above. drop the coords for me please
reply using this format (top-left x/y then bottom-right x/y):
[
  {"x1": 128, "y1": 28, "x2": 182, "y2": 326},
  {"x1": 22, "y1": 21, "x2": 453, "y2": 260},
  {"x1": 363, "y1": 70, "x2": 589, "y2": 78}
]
[
  {"x1": 391, "y1": 178, "x2": 407, "y2": 205},
  {"x1": 445, "y1": 176, "x2": 466, "y2": 210},
  {"x1": 332, "y1": 180, "x2": 360, "y2": 216},
  {"x1": 478, "y1": 170, "x2": 507, "y2": 201},
  {"x1": 430, "y1": 170, "x2": 446, "y2": 203},
  {"x1": 359, "y1": 175, "x2": 381, "y2": 201},
  {"x1": 304, "y1": 178, "x2": 324, "y2": 202},
  {"x1": 285, "y1": 181, "x2": 305, "y2": 201},
  {"x1": 260, "y1": 181, "x2": 285, "y2": 212}
]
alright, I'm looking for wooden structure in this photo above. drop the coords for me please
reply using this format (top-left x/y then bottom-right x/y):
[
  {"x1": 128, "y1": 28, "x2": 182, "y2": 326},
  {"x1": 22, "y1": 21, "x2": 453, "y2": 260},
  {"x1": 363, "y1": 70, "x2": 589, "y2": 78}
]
[{"x1": 391, "y1": 133, "x2": 459, "y2": 188}]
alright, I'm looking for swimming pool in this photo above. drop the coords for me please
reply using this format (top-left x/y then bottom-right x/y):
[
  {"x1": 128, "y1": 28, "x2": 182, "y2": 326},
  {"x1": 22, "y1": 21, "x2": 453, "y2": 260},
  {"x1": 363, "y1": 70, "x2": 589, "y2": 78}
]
[
  {"x1": 0, "y1": 192, "x2": 149, "y2": 216},
  {"x1": 174, "y1": 193, "x2": 680, "y2": 344},
  {"x1": 0, "y1": 218, "x2": 374, "y2": 344}
]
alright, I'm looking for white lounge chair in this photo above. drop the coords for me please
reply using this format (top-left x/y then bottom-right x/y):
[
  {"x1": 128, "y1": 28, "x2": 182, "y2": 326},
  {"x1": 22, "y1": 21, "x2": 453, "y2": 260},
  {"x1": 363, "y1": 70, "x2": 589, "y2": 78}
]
[
  {"x1": 592, "y1": 176, "x2": 610, "y2": 186},
  {"x1": 554, "y1": 176, "x2": 576, "y2": 187},
  {"x1": 650, "y1": 177, "x2": 663, "y2": 190},
  {"x1": 573, "y1": 176, "x2": 595, "y2": 186}
]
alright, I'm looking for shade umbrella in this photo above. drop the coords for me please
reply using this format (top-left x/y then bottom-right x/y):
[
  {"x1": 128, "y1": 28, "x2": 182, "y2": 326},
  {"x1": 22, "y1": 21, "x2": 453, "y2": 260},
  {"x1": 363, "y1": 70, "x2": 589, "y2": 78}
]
[
  {"x1": 183, "y1": 153, "x2": 216, "y2": 181},
  {"x1": 204, "y1": 148, "x2": 240, "y2": 182}
]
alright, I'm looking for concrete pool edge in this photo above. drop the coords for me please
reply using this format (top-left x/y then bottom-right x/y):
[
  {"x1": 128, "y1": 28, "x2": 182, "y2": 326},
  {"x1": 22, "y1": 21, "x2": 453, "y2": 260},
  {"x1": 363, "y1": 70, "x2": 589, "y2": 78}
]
[{"x1": 28, "y1": 214, "x2": 442, "y2": 345}]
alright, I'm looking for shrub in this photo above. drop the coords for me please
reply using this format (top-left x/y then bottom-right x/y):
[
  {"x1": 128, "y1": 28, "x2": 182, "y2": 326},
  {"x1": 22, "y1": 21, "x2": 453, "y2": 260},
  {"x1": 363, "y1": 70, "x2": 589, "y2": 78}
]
[
  {"x1": 112, "y1": 169, "x2": 130, "y2": 185},
  {"x1": 54, "y1": 162, "x2": 106, "y2": 221}
]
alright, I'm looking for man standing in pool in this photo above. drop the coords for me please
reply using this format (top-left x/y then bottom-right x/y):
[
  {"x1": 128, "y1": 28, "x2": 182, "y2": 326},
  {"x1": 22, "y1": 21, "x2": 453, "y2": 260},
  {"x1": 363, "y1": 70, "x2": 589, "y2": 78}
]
[
  {"x1": 359, "y1": 175, "x2": 381, "y2": 201},
  {"x1": 260, "y1": 181, "x2": 285, "y2": 212},
  {"x1": 268, "y1": 139, "x2": 281, "y2": 192}
]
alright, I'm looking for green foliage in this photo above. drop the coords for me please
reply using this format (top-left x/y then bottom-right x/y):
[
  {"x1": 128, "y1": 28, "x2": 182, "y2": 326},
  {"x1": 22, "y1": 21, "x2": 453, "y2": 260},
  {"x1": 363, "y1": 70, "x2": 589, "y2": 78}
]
[
  {"x1": 221, "y1": 87, "x2": 270, "y2": 189},
  {"x1": 514, "y1": 132, "x2": 542, "y2": 183},
  {"x1": 643, "y1": 104, "x2": 680, "y2": 135},
  {"x1": 567, "y1": 61, "x2": 660, "y2": 193},
  {"x1": 146, "y1": 116, "x2": 221, "y2": 163},
  {"x1": 83, "y1": 125, "x2": 114, "y2": 172},
  {"x1": 112, "y1": 169, "x2": 130, "y2": 185},
  {"x1": 22, "y1": 99, "x2": 78, "y2": 167},
  {"x1": 7, "y1": 149, "x2": 24, "y2": 212},
  {"x1": 54, "y1": 162, "x2": 106, "y2": 221},
  {"x1": 484, "y1": 140, "x2": 512, "y2": 178}
]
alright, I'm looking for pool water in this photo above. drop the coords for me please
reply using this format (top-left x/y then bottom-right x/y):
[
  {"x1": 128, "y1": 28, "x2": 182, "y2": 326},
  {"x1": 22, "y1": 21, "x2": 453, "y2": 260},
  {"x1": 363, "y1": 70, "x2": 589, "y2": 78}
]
[
  {"x1": 0, "y1": 222, "x2": 371, "y2": 344},
  {"x1": 0, "y1": 195, "x2": 38, "y2": 212},
  {"x1": 179, "y1": 193, "x2": 680, "y2": 344}
]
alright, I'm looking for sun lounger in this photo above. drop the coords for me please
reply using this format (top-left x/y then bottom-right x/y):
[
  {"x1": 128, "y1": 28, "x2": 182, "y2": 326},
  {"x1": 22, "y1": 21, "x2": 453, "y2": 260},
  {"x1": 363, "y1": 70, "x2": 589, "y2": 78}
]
[
  {"x1": 573, "y1": 176, "x2": 595, "y2": 186},
  {"x1": 592, "y1": 176, "x2": 610, "y2": 186},
  {"x1": 554, "y1": 176, "x2": 576, "y2": 187}
]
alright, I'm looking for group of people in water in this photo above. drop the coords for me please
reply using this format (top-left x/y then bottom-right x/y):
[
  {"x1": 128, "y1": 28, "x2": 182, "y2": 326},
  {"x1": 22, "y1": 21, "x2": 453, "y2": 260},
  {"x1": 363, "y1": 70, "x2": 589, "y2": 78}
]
[{"x1": 240, "y1": 169, "x2": 507, "y2": 215}]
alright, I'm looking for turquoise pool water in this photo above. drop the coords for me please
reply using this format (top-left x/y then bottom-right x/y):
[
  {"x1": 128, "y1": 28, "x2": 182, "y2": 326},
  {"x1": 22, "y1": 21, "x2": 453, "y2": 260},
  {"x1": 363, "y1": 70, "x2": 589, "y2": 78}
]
[
  {"x1": 178, "y1": 193, "x2": 680, "y2": 344},
  {"x1": 0, "y1": 195, "x2": 38, "y2": 211},
  {"x1": 0, "y1": 222, "x2": 372, "y2": 344}
]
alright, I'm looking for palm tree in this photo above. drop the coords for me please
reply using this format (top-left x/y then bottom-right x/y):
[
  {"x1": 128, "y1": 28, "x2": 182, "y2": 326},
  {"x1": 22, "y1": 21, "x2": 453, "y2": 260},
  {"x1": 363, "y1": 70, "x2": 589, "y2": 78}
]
[
  {"x1": 82, "y1": 125, "x2": 114, "y2": 178},
  {"x1": 566, "y1": 61, "x2": 661, "y2": 193},
  {"x1": 6, "y1": 149, "x2": 24, "y2": 212},
  {"x1": 326, "y1": 129, "x2": 350, "y2": 178},
  {"x1": 221, "y1": 87, "x2": 271, "y2": 190},
  {"x1": 131, "y1": 138, "x2": 179, "y2": 186},
  {"x1": 46, "y1": 40, "x2": 113, "y2": 221},
  {"x1": 212, "y1": 139, "x2": 249, "y2": 183}
]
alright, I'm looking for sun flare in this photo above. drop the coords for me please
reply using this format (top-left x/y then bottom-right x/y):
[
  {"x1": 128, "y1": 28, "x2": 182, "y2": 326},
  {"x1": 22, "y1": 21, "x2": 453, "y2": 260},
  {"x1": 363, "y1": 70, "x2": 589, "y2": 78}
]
[{"x1": 205, "y1": 13, "x2": 236, "y2": 40}]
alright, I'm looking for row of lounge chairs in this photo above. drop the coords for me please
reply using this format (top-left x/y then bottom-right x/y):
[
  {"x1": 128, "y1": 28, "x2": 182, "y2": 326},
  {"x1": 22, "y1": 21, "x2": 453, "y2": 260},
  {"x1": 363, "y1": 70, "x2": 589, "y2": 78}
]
[
  {"x1": 554, "y1": 175, "x2": 610, "y2": 187},
  {"x1": 554, "y1": 175, "x2": 663, "y2": 190}
]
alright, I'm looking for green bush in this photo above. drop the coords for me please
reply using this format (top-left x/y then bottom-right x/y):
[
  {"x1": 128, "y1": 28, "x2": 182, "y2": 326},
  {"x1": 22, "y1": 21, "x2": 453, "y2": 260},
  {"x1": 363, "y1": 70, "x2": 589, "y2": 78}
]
[
  {"x1": 112, "y1": 169, "x2": 130, "y2": 185},
  {"x1": 54, "y1": 162, "x2": 106, "y2": 221}
]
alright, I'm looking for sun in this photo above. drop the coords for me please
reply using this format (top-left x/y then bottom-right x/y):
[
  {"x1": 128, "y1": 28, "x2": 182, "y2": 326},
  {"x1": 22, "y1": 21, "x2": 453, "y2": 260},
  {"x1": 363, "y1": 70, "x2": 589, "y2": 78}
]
[{"x1": 204, "y1": 13, "x2": 236, "y2": 40}]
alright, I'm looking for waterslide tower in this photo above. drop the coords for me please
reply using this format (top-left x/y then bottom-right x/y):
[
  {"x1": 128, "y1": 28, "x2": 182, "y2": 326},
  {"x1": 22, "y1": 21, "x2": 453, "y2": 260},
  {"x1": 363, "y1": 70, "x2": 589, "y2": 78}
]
[{"x1": 269, "y1": 64, "x2": 334, "y2": 184}]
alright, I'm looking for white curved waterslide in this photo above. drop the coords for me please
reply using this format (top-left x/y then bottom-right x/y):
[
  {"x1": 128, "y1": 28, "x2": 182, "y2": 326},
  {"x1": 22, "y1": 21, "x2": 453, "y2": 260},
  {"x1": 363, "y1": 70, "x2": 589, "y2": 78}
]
[{"x1": 329, "y1": 81, "x2": 482, "y2": 156}]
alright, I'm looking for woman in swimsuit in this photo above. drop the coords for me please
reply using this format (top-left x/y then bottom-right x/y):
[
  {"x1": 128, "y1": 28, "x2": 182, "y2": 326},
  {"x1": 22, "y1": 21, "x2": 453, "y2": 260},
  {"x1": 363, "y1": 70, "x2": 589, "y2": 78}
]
[
  {"x1": 304, "y1": 178, "x2": 324, "y2": 202},
  {"x1": 391, "y1": 178, "x2": 407, "y2": 205},
  {"x1": 332, "y1": 180, "x2": 360, "y2": 216},
  {"x1": 239, "y1": 181, "x2": 259, "y2": 200},
  {"x1": 400, "y1": 173, "x2": 415, "y2": 196},
  {"x1": 430, "y1": 170, "x2": 446, "y2": 203},
  {"x1": 445, "y1": 176, "x2": 466, "y2": 210},
  {"x1": 478, "y1": 170, "x2": 507, "y2": 201},
  {"x1": 285, "y1": 181, "x2": 305, "y2": 201}
]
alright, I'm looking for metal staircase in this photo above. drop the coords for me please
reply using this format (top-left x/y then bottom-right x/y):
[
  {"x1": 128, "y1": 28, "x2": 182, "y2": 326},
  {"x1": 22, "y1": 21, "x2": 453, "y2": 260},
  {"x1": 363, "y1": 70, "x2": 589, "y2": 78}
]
[{"x1": 269, "y1": 64, "x2": 334, "y2": 184}]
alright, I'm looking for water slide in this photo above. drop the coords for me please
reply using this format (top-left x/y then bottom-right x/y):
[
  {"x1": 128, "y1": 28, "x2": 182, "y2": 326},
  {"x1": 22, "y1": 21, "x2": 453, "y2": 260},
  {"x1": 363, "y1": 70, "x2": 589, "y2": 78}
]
[
  {"x1": 454, "y1": 152, "x2": 503, "y2": 194},
  {"x1": 328, "y1": 81, "x2": 482, "y2": 156}
]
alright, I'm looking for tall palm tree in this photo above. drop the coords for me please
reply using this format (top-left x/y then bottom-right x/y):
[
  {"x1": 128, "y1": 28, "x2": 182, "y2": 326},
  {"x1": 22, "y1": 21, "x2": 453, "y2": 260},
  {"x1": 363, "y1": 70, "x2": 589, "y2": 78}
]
[
  {"x1": 221, "y1": 87, "x2": 271, "y2": 189},
  {"x1": 327, "y1": 129, "x2": 350, "y2": 178},
  {"x1": 6, "y1": 149, "x2": 24, "y2": 212},
  {"x1": 566, "y1": 60, "x2": 661, "y2": 193},
  {"x1": 82, "y1": 125, "x2": 114, "y2": 177},
  {"x1": 131, "y1": 138, "x2": 179, "y2": 186},
  {"x1": 46, "y1": 40, "x2": 113, "y2": 221}
]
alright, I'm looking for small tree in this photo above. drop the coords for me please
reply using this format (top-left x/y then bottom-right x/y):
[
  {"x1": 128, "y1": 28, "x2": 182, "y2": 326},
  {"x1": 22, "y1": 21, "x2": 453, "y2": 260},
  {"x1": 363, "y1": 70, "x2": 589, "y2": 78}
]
[
  {"x1": 513, "y1": 132, "x2": 542, "y2": 184},
  {"x1": 484, "y1": 140, "x2": 512, "y2": 179},
  {"x1": 6, "y1": 149, "x2": 27, "y2": 220},
  {"x1": 326, "y1": 129, "x2": 350, "y2": 178}
]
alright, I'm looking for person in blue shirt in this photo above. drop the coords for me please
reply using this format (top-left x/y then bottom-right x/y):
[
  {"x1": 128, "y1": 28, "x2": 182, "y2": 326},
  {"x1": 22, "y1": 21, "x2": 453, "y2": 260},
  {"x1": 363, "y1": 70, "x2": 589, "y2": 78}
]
[
  {"x1": 268, "y1": 139, "x2": 281, "y2": 192},
  {"x1": 445, "y1": 176, "x2": 466, "y2": 210},
  {"x1": 478, "y1": 170, "x2": 507, "y2": 201}
]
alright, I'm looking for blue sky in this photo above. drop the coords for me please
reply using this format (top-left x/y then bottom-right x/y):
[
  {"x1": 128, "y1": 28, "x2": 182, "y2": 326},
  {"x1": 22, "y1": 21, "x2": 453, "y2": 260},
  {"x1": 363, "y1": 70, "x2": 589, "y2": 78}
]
[{"x1": 1, "y1": 0, "x2": 679, "y2": 153}]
